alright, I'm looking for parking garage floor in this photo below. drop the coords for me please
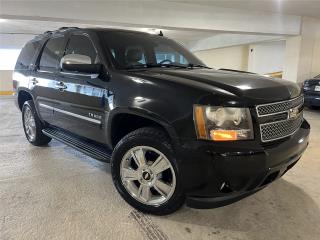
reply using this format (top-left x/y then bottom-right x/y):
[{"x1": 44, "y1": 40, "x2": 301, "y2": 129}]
[{"x1": 0, "y1": 96, "x2": 320, "y2": 240}]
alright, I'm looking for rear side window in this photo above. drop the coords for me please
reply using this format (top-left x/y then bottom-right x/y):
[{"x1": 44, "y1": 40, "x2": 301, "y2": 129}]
[
  {"x1": 39, "y1": 37, "x2": 65, "y2": 71},
  {"x1": 65, "y1": 35, "x2": 98, "y2": 63},
  {"x1": 15, "y1": 41, "x2": 41, "y2": 70}
]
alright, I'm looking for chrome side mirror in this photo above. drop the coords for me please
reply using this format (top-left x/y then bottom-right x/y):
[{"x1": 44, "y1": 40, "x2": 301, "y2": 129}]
[{"x1": 60, "y1": 54, "x2": 102, "y2": 74}]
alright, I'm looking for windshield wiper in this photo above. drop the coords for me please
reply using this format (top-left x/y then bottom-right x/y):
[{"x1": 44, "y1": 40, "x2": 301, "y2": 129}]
[
  {"x1": 126, "y1": 63, "x2": 188, "y2": 70},
  {"x1": 187, "y1": 63, "x2": 211, "y2": 69}
]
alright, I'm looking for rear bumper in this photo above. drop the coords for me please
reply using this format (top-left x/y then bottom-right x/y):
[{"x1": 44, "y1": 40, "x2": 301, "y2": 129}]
[
  {"x1": 176, "y1": 120, "x2": 310, "y2": 209},
  {"x1": 304, "y1": 95, "x2": 320, "y2": 106}
]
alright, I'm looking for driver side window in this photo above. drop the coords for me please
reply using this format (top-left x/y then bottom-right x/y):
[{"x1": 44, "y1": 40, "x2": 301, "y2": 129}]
[{"x1": 65, "y1": 35, "x2": 99, "y2": 64}]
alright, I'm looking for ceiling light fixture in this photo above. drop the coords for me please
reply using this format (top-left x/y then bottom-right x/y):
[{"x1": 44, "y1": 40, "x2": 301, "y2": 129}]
[{"x1": 0, "y1": 19, "x2": 7, "y2": 23}]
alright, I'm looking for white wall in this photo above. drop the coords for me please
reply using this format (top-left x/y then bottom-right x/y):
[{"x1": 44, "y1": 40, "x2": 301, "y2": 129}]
[
  {"x1": 283, "y1": 17, "x2": 320, "y2": 83},
  {"x1": 248, "y1": 41, "x2": 285, "y2": 75},
  {"x1": 0, "y1": 34, "x2": 33, "y2": 92},
  {"x1": 194, "y1": 45, "x2": 249, "y2": 71},
  {"x1": 0, "y1": 70, "x2": 13, "y2": 92}
]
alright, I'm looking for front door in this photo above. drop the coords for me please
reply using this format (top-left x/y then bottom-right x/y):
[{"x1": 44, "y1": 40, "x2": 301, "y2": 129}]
[{"x1": 51, "y1": 34, "x2": 108, "y2": 144}]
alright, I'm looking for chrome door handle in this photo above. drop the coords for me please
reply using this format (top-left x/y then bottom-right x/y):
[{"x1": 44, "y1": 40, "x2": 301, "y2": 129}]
[
  {"x1": 55, "y1": 82, "x2": 67, "y2": 91},
  {"x1": 31, "y1": 78, "x2": 38, "y2": 85}
]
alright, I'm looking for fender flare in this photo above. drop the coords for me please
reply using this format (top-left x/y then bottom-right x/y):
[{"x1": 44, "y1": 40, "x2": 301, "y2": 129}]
[{"x1": 105, "y1": 107, "x2": 179, "y2": 148}]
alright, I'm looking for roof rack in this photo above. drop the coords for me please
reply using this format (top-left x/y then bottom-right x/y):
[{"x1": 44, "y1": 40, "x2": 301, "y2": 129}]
[
  {"x1": 58, "y1": 27, "x2": 80, "y2": 31},
  {"x1": 42, "y1": 27, "x2": 80, "y2": 35}
]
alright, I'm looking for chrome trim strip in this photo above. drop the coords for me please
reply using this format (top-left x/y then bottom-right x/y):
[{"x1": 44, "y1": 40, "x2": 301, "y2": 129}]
[
  {"x1": 39, "y1": 103, "x2": 54, "y2": 110},
  {"x1": 256, "y1": 95, "x2": 304, "y2": 117},
  {"x1": 38, "y1": 103, "x2": 101, "y2": 124}
]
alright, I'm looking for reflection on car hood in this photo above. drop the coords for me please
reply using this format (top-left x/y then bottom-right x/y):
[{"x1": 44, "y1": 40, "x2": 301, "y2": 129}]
[{"x1": 131, "y1": 68, "x2": 301, "y2": 103}]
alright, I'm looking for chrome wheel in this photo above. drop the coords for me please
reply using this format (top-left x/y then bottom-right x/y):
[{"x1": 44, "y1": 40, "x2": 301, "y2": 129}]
[
  {"x1": 120, "y1": 146, "x2": 176, "y2": 206},
  {"x1": 24, "y1": 107, "x2": 36, "y2": 141}
]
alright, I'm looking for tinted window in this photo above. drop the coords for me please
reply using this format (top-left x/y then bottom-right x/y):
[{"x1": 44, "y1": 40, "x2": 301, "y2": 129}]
[
  {"x1": 65, "y1": 35, "x2": 98, "y2": 63},
  {"x1": 99, "y1": 32, "x2": 204, "y2": 69},
  {"x1": 155, "y1": 44, "x2": 188, "y2": 65},
  {"x1": 39, "y1": 37, "x2": 65, "y2": 71},
  {"x1": 15, "y1": 41, "x2": 41, "y2": 70}
]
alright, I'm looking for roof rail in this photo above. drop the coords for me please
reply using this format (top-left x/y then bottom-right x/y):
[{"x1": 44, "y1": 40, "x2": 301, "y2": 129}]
[{"x1": 58, "y1": 27, "x2": 80, "y2": 31}]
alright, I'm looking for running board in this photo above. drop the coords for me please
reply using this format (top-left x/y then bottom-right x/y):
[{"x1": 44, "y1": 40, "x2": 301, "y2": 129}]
[{"x1": 42, "y1": 128, "x2": 111, "y2": 162}]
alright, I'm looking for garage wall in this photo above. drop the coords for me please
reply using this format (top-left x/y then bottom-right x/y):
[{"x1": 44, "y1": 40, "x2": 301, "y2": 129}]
[
  {"x1": 193, "y1": 45, "x2": 249, "y2": 71},
  {"x1": 283, "y1": 17, "x2": 320, "y2": 83},
  {"x1": 0, "y1": 34, "x2": 33, "y2": 94},
  {"x1": 248, "y1": 41, "x2": 285, "y2": 75},
  {"x1": 0, "y1": 70, "x2": 13, "y2": 93}
]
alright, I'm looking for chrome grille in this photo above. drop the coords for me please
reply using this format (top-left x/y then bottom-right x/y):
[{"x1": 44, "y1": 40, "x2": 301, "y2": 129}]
[
  {"x1": 256, "y1": 95, "x2": 304, "y2": 142},
  {"x1": 260, "y1": 114, "x2": 303, "y2": 142},
  {"x1": 256, "y1": 95, "x2": 304, "y2": 116}
]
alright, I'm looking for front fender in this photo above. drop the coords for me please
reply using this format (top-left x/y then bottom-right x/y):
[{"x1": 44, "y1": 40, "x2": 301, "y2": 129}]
[{"x1": 105, "y1": 106, "x2": 179, "y2": 149}]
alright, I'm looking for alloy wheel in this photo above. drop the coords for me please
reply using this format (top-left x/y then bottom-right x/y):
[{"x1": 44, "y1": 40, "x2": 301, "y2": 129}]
[{"x1": 120, "y1": 146, "x2": 176, "y2": 206}]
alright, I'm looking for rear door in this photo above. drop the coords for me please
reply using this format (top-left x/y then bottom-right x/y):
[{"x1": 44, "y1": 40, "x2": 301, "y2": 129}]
[
  {"x1": 31, "y1": 35, "x2": 67, "y2": 124},
  {"x1": 51, "y1": 33, "x2": 108, "y2": 144}
]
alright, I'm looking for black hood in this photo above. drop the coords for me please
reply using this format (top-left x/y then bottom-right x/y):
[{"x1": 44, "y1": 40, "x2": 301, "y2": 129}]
[{"x1": 129, "y1": 68, "x2": 301, "y2": 103}]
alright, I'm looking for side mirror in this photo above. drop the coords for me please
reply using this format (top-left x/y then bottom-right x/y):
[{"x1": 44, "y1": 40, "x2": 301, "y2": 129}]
[{"x1": 60, "y1": 54, "x2": 102, "y2": 74}]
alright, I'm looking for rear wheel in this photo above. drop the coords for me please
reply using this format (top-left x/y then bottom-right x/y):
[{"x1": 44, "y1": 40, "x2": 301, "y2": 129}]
[
  {"x1": 111, "y1": 127, "x2": 185, "y2": 215},
  {"x1": 22, "y1": 100, "x2": 51, "y2": 146}
]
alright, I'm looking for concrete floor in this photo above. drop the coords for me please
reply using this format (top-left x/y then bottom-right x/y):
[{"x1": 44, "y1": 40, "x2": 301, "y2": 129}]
[{"x1": 0, "y1": 96, "x2": 319, "y2": 240}]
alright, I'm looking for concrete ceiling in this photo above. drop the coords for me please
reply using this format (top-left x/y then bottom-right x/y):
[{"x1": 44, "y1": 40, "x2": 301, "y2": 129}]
[
  {"x1": 0, "y1": 0, "x2": 304, "y2": 50},
  {"x1": 0, "y1": 19, "x2": 218, "y2": 46},
  {"x1": 168, "y1": 0, "x2": 320, "y2": 19}
]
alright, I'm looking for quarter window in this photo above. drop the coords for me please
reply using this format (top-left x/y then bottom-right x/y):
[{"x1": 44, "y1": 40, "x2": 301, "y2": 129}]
[
  {"x1": 16, "y1": 41, "x2": 41, "y2": 70},
  {"x1": 39, "y1": 37, "x2": 65, "y2": 71}
]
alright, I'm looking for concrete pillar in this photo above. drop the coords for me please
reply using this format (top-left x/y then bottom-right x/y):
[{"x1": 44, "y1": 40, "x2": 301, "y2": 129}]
[{"x1": 283, "y1": 17, "x2": 320, "y2": 83}]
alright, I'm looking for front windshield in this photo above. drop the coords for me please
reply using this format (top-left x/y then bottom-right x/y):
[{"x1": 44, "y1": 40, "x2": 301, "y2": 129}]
[{"x1": 98, "y1": 31, "x2": 206, "y2": 70}]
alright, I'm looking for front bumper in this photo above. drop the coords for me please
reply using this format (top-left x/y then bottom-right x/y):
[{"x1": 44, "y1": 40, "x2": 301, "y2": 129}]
[{"x1": 176, "y1": 119, "x2": 310, "y2": 209}]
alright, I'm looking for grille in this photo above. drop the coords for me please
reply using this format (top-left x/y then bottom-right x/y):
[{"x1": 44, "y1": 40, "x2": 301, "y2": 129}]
[
  {"x1": 256, "y1": 95, "x2": 304, "y2": 116},
  {"x1": 260, "y1": 113, "x2": 303, "y2": 142},
  {"x1": 256, "y1": 95, "x2": 304, "y2": 142}
]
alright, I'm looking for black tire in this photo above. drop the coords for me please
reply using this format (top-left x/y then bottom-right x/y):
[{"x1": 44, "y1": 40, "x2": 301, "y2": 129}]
[
  {"x1": 111, "y1": 127, "x2": 185, "y2": 215},
  {"x1": 22, "y1": 100, "x2": 51, "y2": 146}
]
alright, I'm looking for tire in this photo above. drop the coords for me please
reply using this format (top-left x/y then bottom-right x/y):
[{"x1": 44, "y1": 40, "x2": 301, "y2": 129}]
[
  {"x1": 22, "y1": 100, "x2": 51, "y2": 146},
  {"x1": 111, "y1": 127, "x2": 185, "y2": 215}
]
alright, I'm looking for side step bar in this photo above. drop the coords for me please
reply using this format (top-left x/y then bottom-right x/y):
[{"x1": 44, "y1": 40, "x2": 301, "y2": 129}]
[{"x1": 42, "y1": 128, "x2": 111, "y2": 162}]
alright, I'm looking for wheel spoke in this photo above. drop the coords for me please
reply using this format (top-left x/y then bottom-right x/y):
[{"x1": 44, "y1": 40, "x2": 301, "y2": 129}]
[
  {"x1": 122, "y1": 168, "x2": 139, "y2": 181},
  {"x1": 131, "y1": 148, "x2": 146, "y2": 167},
  {"x1": 138, "y1": 184, "x2": 151, "y2": 202},
  {"x1": 154, "y1": 179, "x2": 172, "y2": 197},
  {"x1": 151, "y1": 156, "x2": 170, "y2": 175}
]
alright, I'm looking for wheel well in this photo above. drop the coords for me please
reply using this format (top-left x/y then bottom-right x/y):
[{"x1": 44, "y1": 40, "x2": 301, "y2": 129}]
[
  {"x1": 111, "y1": 113, "x2": 170, "y2": 147},
  {"x1": 18, "y1": 90, "x2": 33, "y2": 110}
]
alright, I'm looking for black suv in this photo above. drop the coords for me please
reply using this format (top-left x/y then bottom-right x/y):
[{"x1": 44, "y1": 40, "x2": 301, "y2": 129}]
[{"x1": 14, "y1": 27, "x2": 310, "y2": 215}]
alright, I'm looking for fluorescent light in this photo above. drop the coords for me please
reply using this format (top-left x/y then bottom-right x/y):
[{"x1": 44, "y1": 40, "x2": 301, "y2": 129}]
[{"x1": 0, "y1": 19, "x2": 7, "y2": 23}]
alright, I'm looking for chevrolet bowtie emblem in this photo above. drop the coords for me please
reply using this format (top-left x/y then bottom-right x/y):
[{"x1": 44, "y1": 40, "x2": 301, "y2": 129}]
[{"x1": 288, "y1": 106, "x2": 300, "y2": 120}]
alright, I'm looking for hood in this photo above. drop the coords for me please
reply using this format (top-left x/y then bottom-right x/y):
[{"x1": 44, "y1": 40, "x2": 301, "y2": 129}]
[{"x1": 129, "y1": 68, "x2": 301, "y2": 103}]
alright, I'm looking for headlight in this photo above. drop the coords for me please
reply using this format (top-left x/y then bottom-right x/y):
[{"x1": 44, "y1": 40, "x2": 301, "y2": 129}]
[{"x1": 193, "y1": 105, "x2": 254, "y2": 141}]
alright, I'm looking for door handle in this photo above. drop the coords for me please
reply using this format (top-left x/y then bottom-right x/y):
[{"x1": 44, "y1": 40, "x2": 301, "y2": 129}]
[
  {"x1": 55, "y1": 81, "x2": 67, "y2": 91},
  {"x1": 31, "y1": 78, "x2": 38, "y2": 85}
]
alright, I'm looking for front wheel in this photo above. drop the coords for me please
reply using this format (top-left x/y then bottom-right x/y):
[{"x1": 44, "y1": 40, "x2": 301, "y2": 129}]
[{"x1": 111, "y1": 127, "x2": 185, "y2": 215}]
